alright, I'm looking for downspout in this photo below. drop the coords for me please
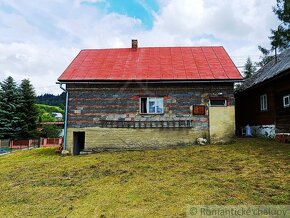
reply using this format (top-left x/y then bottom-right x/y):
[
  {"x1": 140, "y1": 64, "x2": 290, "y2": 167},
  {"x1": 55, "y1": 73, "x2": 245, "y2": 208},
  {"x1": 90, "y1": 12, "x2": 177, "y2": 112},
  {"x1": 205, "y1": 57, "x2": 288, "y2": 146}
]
[{"x1": 59, "y1": 83, "x2": 68, "y2": 150}]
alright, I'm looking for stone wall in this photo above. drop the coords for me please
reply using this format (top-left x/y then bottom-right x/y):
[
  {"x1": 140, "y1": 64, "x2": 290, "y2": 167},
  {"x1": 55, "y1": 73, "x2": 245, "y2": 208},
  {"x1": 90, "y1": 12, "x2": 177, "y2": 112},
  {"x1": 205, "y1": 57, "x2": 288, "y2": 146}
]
[
  {"x1": 67, "y1": 83, "x2": 234, "y2": 127},
  {"x1": 251, "y1": 125, "x2": 276, "y2": 138}
]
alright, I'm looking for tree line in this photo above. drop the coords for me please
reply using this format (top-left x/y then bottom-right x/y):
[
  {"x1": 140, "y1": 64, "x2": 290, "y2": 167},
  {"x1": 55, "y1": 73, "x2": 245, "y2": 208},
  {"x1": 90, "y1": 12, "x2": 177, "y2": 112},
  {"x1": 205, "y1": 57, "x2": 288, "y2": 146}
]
[
  {"x1": 0, "y1": 76, "x2": 38, "y2": 139},
  {"x1": 36, "y1": 93, "x2": 65, "y2": 110},
  {"x1": 0, "y1": 76, "x2": 61, "y2": 139}
]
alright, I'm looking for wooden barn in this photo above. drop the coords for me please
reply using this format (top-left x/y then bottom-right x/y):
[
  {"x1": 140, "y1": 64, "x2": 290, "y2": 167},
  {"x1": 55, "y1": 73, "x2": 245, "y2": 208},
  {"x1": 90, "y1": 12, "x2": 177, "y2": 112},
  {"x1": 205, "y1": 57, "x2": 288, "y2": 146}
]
[
  {"x1": 235, "y1": 48, "x2": 290, "y2": 140},
  {"x1": 58, "y1": 40, "x2": 242, "y2": 154}
]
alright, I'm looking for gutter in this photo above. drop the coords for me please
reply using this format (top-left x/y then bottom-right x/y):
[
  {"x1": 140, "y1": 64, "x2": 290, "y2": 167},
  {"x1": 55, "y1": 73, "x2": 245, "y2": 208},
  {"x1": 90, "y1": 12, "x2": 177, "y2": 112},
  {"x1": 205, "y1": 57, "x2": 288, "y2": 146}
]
[
  {"x1": 56, "y1": 79, "x2": 243, "y2": 85},
  {"x1": 59, "y1": 83, "x2": 69, "y2": 151}
]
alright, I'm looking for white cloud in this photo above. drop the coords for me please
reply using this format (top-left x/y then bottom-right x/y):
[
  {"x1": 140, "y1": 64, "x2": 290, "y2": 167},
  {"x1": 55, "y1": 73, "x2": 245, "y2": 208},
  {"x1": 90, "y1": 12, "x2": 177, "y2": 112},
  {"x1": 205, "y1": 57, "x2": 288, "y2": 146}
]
[
  {"x1": 0, "y1": 0, "x2": 280, "y2": 94},
  {"x1": 144, "y1": 0, "x2": 279, "y2": 66},
  {"x1": 152, "y1": 0, "x2": 278, "y2": 42},
  {"x1": 0, "y1": 42, "x2": 78, "y2": 93}
]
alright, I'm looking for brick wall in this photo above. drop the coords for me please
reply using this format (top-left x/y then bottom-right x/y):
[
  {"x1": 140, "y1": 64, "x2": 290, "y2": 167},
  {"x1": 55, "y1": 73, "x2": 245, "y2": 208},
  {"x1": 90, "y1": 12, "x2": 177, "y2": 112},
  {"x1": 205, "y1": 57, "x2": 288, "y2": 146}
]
[{"x1": 65, "y1": 82, "x2": 235, "y2": 150}]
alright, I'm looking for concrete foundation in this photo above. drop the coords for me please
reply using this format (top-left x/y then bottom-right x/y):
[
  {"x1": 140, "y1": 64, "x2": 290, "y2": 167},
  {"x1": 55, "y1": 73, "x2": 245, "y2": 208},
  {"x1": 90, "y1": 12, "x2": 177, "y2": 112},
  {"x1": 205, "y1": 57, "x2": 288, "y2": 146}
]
[{"x1": 66, "y1": 127, "x2": 208, "y2": 153}]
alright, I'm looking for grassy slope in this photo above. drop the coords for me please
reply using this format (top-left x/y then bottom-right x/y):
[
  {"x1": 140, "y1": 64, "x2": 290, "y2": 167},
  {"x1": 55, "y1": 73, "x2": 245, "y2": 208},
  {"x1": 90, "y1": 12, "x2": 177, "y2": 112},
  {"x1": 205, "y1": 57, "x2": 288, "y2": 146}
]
[
  {"x1": 36, "y1": 104, "x2": 64, "y2": 114},
  {"x1": 36, "y1": 104, "x2": 64, "y2": 122},
  {"x1": 0, "y1": 138, "x2": 289, "y2": 217}
]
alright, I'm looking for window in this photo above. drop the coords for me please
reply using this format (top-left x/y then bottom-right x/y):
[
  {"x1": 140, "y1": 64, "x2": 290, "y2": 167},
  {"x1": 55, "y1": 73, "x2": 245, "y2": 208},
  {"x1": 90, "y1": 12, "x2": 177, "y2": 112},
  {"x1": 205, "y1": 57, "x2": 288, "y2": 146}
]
[
  {"x1": 140, "y1": 97, "x2": 163, "y2": 114},
  {"x1": 260, "y1": 94, "x2": 267, "y2": 111},
  {"x1": 283, "y1": 95, "x2": 290, "y2": 108},
  {"x1": 209, "y1": 98, "x2": 227, "y2": 106}
]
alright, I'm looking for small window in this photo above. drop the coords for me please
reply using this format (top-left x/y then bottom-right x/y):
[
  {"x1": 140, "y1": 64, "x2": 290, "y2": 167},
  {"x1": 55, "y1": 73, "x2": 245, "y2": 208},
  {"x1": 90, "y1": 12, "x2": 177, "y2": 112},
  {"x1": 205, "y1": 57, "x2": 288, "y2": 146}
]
[
  {"x1": 193, "y1": 105, "x2": 206, "y2": 115},
  {"x1": 209, "y1": 98, "x2": 227, "y2": 106},
  {"x1": 283, "y1": 95, "x2": 290, "y2": 108},
  {"x1": 260, "y1": 94, "x2": 267, "y2": 111},
  {"x1": 140, "y1": 97, "x2": 163, "y2": 114}
]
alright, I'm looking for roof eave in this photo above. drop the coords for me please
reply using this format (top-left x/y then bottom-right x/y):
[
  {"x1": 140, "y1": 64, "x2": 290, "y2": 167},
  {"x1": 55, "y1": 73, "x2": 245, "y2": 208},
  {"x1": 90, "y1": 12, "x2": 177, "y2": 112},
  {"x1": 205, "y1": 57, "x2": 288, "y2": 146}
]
[
  {"x1": 57, "y1": 79, "x2": 243, "y2": 84},
  {"x1": 235, "y1": 69, "x2": 290, "y2": 94}
]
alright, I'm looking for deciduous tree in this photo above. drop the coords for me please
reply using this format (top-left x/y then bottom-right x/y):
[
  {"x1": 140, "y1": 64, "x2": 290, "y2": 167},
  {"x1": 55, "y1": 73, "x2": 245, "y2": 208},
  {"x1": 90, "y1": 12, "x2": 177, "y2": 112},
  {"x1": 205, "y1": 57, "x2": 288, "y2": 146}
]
[{"x1": 41, "y1": 125, "x2": 61, "y2": 138}]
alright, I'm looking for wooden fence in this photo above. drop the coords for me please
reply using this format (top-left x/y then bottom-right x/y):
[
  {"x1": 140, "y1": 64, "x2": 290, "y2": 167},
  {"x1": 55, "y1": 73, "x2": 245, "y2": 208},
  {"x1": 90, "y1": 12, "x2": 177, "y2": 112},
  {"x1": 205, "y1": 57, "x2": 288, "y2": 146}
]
[{"x1": 9, "y1": 139, "x2": 39, "y2": 149}]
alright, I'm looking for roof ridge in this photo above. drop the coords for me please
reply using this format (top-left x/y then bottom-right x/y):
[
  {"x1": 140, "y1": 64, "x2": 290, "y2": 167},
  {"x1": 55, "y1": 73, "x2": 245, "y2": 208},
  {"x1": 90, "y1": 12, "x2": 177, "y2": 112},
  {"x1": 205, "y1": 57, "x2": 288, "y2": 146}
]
[{"x1": 80, "y1": 45, "x2": 225, "y2": 51}]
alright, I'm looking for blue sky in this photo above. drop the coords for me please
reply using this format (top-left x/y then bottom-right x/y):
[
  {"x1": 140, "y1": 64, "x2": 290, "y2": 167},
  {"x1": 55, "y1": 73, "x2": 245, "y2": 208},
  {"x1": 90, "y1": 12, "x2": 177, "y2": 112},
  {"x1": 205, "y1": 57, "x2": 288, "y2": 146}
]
[
  {"x1": 0, "y1": 0, "x2": 280, "y2": 94},
  {"x1": 81, "y1": 0, "x2": 159, "y2": 29}
]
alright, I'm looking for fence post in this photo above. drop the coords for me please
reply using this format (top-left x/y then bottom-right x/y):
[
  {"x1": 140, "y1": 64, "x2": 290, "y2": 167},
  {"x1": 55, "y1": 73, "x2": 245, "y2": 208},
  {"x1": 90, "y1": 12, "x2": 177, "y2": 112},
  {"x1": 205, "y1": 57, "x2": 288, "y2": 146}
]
[{"x1": 9, "y1": 139, "x2": 12, "y2": 153}]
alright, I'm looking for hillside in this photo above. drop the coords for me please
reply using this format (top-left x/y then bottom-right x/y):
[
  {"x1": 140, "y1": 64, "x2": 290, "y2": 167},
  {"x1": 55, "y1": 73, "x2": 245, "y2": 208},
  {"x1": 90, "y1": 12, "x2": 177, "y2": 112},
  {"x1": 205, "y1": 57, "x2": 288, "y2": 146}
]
[
  {"x1": 36, "y1": 93, "x2": 66, "y2": 109},
  {"x1": 36, "y1": 104, "x2": 64, "y2": 122},
  {"x1": 0, "y1": 138, "x2": 288, "y2": 217}
]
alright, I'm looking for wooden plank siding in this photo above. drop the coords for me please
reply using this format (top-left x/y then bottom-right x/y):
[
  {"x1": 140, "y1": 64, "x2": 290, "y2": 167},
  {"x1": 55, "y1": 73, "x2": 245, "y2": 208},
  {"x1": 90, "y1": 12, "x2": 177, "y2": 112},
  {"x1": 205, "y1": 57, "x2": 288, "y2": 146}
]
[
  {"x1": 235, "y1": 70, "x2": 290, "y2": 133},
  {"x1": 275, "y1": 72, "x2": 290, "y2": 133}
]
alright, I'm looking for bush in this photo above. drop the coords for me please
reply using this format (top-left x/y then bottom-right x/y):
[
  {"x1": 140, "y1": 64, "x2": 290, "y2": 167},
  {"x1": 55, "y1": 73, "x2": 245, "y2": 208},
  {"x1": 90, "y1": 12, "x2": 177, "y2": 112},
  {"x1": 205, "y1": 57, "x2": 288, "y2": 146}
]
[{"x1": 42, "y1": 125, "x2": 61, "y2": 138}]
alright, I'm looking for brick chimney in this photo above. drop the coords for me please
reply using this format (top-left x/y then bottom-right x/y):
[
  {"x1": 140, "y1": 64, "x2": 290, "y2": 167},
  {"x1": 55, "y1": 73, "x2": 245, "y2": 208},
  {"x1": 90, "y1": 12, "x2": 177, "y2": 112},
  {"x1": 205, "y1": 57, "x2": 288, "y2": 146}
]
[{"x1": 131, "y1": 39, "x2": 138, "y2": 50}]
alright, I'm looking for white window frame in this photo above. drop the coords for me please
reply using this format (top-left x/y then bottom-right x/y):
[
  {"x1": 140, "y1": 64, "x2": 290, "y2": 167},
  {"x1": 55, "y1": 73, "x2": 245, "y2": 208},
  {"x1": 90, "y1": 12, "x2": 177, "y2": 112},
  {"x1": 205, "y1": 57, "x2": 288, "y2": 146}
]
[
  {"x1": 283, "y1": 95, "x2": 290, "y2": 108},
  {"x1": 209, "y1": 99, "x2": 227, "y2": 107},
  {"x1": 260, "y1": 94, "x2": 267, "y2": 111},
  {"x1": 140, "y1": 97, "x2": 164, "y2": 114}
]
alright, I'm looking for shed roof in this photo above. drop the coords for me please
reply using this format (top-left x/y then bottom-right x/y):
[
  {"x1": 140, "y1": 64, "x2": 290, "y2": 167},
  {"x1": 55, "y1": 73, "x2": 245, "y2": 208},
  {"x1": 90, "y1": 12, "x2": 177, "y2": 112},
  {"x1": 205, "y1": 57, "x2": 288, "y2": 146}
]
[
  {"x1": 58, "y1": 46, "x2": 242, "y2": 82},
  {"x1": 236, "y1": 47, "x2": 290, "y2": 93}
]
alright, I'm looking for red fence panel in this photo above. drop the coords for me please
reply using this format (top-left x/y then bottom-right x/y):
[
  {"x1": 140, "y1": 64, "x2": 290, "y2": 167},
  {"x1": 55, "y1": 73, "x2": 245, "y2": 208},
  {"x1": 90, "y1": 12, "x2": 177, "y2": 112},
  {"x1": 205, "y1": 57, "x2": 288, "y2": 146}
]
[
  {"x1": 8, "y1": 138, "x2": 63, "y2": 149},
  {"x1": 9, "y1": 139, "x2": 31, "y2": 149},
  {"x1": 41, "y1": 138, "x2": 63, "y2": 147}
]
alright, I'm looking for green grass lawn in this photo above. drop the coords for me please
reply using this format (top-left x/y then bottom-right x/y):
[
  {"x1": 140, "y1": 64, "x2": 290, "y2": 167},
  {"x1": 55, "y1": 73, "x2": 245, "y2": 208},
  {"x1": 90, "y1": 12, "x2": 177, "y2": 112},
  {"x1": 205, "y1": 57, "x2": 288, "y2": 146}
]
[{"x1": 0, "y1": 138, "x2": 289, "y2": 217}]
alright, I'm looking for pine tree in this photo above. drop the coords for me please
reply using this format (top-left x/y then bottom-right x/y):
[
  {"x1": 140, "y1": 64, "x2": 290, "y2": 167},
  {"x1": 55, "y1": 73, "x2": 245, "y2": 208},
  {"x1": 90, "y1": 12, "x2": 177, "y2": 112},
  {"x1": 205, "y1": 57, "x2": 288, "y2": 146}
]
[
  {"x1": 0, "y1": 76, "x2": 22, "y2": 139},
  {"x1": 257, "y1": 46, "x2": 275, "y2": 67},
  {"x1": 243, "y1": 57, "x2": 256, "y2": 78},
  {"x1": 258, "y1": 0, "x2": 290, "y2": 66},
  {"x1": 271, "y1": 0, "x2": 290, "y2": 50},
  {"x1": 18, "y1": 79, "x2": 39, "y2": 138}
]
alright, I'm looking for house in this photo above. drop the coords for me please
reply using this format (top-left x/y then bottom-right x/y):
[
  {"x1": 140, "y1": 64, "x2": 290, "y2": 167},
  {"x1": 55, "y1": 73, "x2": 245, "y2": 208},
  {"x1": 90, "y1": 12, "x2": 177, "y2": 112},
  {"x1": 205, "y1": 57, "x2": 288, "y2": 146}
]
[
  {"x1": 52, "y1": 112, "x2": 63, "y2": 121},
  {"x1": 235, "y1": 48, "x2": 290, "y2": 139},
  {"x1": 58, "y1": 40, "x2": 242, "y2": 154}
]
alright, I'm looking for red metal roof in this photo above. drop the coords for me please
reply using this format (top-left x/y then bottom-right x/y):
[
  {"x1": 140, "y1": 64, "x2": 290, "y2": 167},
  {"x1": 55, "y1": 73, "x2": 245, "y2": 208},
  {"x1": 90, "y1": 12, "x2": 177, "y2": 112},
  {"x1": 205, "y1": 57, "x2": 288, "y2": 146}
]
[{"x1": 58, "y1": 46, "x2": 242, "y2": 81}]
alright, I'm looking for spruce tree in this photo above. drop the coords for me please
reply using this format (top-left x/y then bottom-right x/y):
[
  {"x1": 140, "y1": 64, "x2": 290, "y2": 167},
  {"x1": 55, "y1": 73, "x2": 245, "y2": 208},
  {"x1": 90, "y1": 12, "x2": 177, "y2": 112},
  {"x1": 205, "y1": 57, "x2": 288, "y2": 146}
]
[
  {"x1": 258, "y1": 0, "x2": 290, "y2": 66},
  {"x1": 243, "y1": 57, "x2": 256, "y2": 78},
  {"x1": 271, "y1": 0, "x2": 290, "y2": 50},
  {"x1": 18, "y1": 79, "x2": 39, "y2": 138},
  {"x1": 0, "y1": 76, "x2": 22, "y2": 139}
]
